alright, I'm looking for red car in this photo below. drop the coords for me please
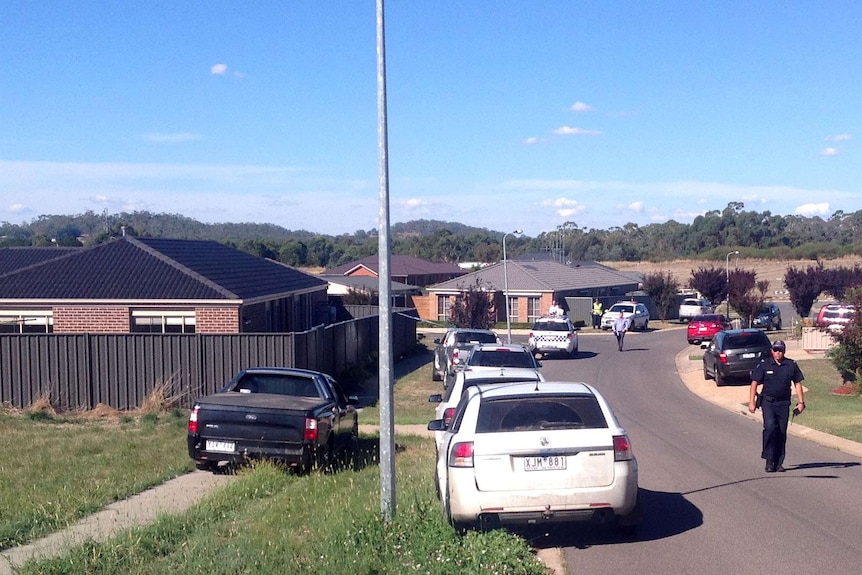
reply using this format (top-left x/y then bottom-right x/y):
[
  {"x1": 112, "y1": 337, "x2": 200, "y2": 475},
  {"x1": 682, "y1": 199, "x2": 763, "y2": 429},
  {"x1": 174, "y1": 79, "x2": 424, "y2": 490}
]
[{"x1": 687, "y1": 313, "x2": 731, "y2": 345}]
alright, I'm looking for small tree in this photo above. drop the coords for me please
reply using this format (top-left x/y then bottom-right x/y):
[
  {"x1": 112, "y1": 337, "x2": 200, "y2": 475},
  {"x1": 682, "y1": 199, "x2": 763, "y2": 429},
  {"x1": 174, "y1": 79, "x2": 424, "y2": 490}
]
[
  {"x1": 448, "y1": 278, "x2": 495, "y2": 329},
  {"x1": 688, "y1": 266, "x2": 726, "y2": 307},
  {"x1": 642, "y1": 271, "x2": 680, "y2": 321},
  {"x1": 784, "y1": 262, "x2": 824, "y2": 318},
  {"x1": 728, "y1": 269, "x2": 757, "y2": 319}
]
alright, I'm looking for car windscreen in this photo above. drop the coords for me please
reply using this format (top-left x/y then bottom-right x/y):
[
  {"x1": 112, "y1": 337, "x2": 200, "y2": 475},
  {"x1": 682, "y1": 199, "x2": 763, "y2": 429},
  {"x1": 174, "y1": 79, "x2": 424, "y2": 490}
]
[
  {"x1": 610, "y1": 304, "x2": 634, "y2": 314},
  {"x1": 467, "y1": 350, "x2": 535, "y2": 368},
  {"x1": 724, "y1": 333, "x2": 771, "y2": 348},
  {"x1": 475, "y1": 396, "x2": 608, "y2": 432}
]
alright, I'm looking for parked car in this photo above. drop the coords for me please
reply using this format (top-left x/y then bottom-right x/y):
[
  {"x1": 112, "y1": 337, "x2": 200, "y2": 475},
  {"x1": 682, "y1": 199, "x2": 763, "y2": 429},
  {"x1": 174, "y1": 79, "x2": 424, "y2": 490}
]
[
  {"x1": 462, "y1": 343, "x2": 542, "y2": 371},
  {"x1": 187, "y1": 367, "x2": 359, "y2": 473},
  {"x1": 687, "y1": 313, "x2": 732, "y2": 345},
  {"x1": 752, "y1": 302, "x2": 782, "y2": 331},
  {"x1": 432, "y1": 328, "x2": 501, "y2": 382},
  {"x1": 600, "y1": 301, "x2": 650, "y2": 331},
  {"x1": 428, "y1": 368, "x2": 545, "y2": 453},
  {"x1": 528, "y1": 315, "x2": 579, "y2": 358},
  {"x1": 678, "y1": 297, "x2": 712, "y2": 322},
  {"x1": 428, "y1": 381, "x2": 640, "y2": 534},
  {"x1": 702, "y1": 329, "x2": 773, "y2": 387},
  {"x1": 815, "y1": 303, "x2": 855, "y2": 332}
]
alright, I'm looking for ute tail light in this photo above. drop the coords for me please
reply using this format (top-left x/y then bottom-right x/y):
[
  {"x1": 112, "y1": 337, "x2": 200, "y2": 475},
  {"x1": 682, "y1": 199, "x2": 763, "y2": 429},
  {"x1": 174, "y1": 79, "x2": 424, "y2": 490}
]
[
  {"x1": 442, "y1": 407, "x2": 456, "y2": 427},
  {"x1": 188, "y1": 405, "x2": 199, "y2": 434},
  {"x1": 613, "y1": 435, "x2": 633, "y2": 461},
  {"x1": 719, "y1": 352, "x2": 729, "y2": 364},
  {"x1": 448, "y1": 441, "x2": 474, "y2": 467},
  {"x1": 304, "y1": 417, "x2": 318, "y2": 441}
]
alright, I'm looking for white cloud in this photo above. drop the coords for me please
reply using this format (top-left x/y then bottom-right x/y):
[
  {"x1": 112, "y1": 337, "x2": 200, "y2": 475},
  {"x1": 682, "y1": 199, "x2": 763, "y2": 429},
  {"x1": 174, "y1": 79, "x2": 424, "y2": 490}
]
[
  {"x1": 570, "y1": 101, "x2": 593, "y2": 112},
  {"x1": 143, "y1": 133, "x2": 203, "y2": 143},
  {"x1": 553, "y1": 126, "x2": 602, "y2": 136},
  {"x1": 404, "y1": 198, "x2": 430, "y2": 208},
  {"x1": 523, "y1": 136, "x2": 542, "y2": 145},
  {"x1": 794, "y1": 203, "x2": 830, "y2": 216},
  {"x1": 211, "y1": 63, "x2": 228, "y2": 75},
  {"x1": 542, "y1": 197, "x2": 586, "y2": 218},
  {"x1": 820, "y1": 147, "x2": 840, "y2": 156},
  {"x1": 826, "y1": 134, "x2": 853, "y2": 142},
  {"x1": 8, "y1": 203, "x2": 26, "y2": 212},
  {"x1": 628, "y1": 201, "x2": 644, "y2": 213}
]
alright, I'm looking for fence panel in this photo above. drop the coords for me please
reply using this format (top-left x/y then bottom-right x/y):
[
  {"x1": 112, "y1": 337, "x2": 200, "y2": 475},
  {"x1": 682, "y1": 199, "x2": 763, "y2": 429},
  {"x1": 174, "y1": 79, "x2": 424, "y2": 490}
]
[{"x1": 0, "y1": 310, "x2": 416, "y2": 410}]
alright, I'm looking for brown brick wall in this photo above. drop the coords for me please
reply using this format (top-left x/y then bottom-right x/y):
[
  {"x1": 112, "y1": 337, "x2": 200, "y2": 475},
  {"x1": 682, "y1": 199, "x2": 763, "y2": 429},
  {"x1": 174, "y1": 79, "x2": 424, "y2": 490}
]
[
  {"x1": 196, "y1": 307, "x2": 240, "y2": 333},
  {"x1": 53, "y1": 306, "x2": 130, "y2": 333}
]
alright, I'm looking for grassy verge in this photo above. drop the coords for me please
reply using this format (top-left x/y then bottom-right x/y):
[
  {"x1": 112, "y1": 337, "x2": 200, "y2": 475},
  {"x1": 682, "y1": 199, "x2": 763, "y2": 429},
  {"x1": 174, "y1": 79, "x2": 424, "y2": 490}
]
[
  {"x1": 0, "y1": 409, "x2": 192, "y2": 549},
  {"x1": 16, "y1": 437, "x2": 548, "y2": 575},
  {"x1": 785, "y1": 359, "x2": 862, "y2": 443}
]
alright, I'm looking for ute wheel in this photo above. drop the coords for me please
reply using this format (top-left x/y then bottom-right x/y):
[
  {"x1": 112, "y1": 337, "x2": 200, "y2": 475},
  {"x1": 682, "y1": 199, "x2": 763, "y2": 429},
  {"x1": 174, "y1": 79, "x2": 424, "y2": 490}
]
[{"x1": 195, "y1": 461, "x2": 219, "y2": 473}]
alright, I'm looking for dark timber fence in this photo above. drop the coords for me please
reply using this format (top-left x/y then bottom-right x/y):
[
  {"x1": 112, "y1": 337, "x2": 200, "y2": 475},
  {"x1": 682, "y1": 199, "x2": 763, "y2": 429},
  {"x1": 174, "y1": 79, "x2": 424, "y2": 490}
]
[{"x1": 0, "y1": 309, "x2": 418, "y2": 411}]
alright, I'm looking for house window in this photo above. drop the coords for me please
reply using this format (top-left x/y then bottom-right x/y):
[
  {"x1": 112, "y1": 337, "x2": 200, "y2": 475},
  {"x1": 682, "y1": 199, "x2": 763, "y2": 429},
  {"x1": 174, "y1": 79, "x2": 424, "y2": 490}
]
[
  {"x1": 508, "y1": 296, "x2": 519, "y2": 323},
  {"x1": 527, "y1": 297, "x2": 542, "y2": 322},
  {"x1": 0, "y1": 310, "x2": 53, "y2": 333},
  {"x1": 131, "y1": 310, "x2": 196, "y2": 333},
  {"x1": 437, "y1": 295, "x2": 451, "y2": 322}
]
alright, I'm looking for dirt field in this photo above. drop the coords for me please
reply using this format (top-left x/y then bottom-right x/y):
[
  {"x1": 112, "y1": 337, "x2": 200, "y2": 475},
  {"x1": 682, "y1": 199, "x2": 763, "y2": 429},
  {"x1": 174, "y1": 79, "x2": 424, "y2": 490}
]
[{"x1": 601, "y1": 256, "x2": 862, "y2": 299}]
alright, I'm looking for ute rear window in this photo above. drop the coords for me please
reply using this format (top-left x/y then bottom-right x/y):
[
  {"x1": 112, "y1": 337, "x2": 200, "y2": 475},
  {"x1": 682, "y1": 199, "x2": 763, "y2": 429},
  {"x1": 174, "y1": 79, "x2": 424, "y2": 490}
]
[
  {"x1": 476, "y1": 396, "x2": 608, "y2": 433},
  {"x1": 233, "y1": 375, "x2": 319, "y2": 397}
]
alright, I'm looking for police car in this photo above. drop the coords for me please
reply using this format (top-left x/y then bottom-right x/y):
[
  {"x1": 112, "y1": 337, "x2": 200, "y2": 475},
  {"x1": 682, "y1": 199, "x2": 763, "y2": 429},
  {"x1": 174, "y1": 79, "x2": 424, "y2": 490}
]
[{"x1": 528, "y1": 315, "x2": 579, "y2": 358}]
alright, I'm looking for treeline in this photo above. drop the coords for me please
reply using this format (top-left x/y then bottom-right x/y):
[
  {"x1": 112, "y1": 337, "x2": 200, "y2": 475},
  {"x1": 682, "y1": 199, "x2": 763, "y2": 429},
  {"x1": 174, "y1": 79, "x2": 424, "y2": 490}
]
[{"x1": 2, "y1": 202, "x2": 862, "y2": 269}]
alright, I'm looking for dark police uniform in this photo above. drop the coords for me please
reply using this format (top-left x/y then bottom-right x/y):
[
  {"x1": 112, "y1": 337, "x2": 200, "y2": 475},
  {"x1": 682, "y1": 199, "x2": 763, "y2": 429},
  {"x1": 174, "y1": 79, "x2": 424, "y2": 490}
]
[{"x1": 750, "y1": 355, "x2": 804, "y2": 471}]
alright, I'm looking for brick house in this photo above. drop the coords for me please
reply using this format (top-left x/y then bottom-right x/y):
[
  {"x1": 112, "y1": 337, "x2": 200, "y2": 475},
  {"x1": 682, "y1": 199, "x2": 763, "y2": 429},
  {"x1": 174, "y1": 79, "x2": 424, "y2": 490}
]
[
  {"x1": 423, "y1": 259, "x2": 639, "y2": 325},
  {"x1": 0, "y1": 237, "x2": 329, "y2": 334}
]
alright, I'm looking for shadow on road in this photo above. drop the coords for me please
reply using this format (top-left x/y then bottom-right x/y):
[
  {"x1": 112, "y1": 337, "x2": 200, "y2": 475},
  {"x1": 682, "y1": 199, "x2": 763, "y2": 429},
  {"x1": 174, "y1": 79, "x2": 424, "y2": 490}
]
[{"x1": 517, "y1": 487, "x2": 703, "y2": 550}]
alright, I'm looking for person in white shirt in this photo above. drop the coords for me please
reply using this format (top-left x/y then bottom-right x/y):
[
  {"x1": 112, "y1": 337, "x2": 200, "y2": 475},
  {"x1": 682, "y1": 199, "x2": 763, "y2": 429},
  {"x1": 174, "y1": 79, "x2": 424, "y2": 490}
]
[{"x1": 612, "y1": 311, "x2": 630, "y2": 351}]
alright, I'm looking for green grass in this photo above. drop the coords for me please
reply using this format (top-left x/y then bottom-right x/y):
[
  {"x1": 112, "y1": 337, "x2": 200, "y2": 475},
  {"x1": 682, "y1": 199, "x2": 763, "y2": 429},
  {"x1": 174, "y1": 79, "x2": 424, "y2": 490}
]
[
  {"x1": 0, "y1": 409, "x2": 192, "y2": 549},
  {"x1": 15, "y1": 437, "x2": 547, "y2": 575},
  {"x1": 358, "y1": 344, "x2": 441, "y2": 426},
  {"x1": 787, "y1": 359, "x2": 862, "y2": 443}
]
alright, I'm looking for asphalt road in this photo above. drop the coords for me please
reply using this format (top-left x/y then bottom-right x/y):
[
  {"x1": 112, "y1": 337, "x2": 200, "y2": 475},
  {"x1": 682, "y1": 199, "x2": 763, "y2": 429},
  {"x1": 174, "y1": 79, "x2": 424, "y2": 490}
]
[{"x1": 520, "y1": 327, "x2": 862, "y2": 575}]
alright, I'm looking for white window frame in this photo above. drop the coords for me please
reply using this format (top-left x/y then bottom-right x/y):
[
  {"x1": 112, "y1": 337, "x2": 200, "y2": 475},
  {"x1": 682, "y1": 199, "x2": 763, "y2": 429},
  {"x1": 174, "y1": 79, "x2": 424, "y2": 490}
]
[
  {"x1": 131, "y1": 310, "x2": 196, "y2": 333},
  {"x1": 0, "y1": 310, "x2": 53, "y2": 333}
]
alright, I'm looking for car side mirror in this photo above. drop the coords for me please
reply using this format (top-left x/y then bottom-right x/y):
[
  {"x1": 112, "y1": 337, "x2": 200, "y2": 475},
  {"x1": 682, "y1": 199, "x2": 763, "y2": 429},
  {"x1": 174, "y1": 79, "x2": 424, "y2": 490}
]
[
  {"x1": 427, "y1": 419, "x2": 447, "y2": 431},
  {"x1": 429, "y1": 394, "x2": 442, "y2": 403},
  {"x1": 700, "y1": 342, "x2": 709, "y2": 350},
  {"x1": 434, "y1": 338, "x2": 441, "y2": 344}
]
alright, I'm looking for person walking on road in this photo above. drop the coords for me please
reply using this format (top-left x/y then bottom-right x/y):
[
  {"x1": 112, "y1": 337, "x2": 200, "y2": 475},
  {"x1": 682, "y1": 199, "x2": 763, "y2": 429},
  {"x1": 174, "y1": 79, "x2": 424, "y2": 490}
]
[
  {"x1": 612, "y1": 311, "x2": 629, "y2": 351},
  {"x1": 592, "y1": 299, "x2": 603, "y2": 329},
  {"x1": 748, "y1": 340, "x2": 805, "y2": 473}
]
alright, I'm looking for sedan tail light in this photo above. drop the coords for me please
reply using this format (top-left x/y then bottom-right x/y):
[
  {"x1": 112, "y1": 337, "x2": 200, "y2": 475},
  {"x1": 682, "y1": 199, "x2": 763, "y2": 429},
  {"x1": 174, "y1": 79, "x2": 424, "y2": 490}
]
[
  {"x1": 442, "y1": 407, "x2": 456, "y2": 427},
  {"x1": 613, "y1": 435, "x2": 633, "y2": 461},
  {"x1": 448, "y1": 441, "x2": 474, "y2": 467},
  {"x1": 718, "y1": 351, "x2": 729, "y2": 364}
]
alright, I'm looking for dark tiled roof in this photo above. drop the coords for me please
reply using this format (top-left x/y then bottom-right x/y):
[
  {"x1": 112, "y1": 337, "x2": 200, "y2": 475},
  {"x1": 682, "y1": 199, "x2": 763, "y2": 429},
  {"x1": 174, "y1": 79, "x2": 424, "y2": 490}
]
[
  {"x1": 0, "y1": 237, "x2": 326, "y2": 301},
  {"x1": 327, "y1": 254, "x2": 464, "y2": 277},
  {"x1": 428, "y1": 260, "x2": 637, "y2": 292},
  {"x1": 0, "y1": 246, "x2": 79, "y2": 274}
]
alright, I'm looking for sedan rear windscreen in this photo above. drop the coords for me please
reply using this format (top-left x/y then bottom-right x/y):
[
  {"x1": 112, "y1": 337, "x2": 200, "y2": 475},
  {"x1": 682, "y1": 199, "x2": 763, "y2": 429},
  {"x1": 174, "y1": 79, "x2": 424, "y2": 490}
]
[
  {"x1": 468, "y1": 350, "x2": 535, "y2": 368},
  {"x1": 476, "y1": 396, "x2": 608, "y2": 432}
]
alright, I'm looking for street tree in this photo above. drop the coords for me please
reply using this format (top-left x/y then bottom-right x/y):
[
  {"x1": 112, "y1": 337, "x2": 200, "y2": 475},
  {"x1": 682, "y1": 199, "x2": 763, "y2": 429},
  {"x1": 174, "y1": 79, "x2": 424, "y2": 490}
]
[
  {"x1": 642, "y1": 271, "x2": 680, "y2": 321},
  {"x1": 688, "y1": 266, "x2": 727, "y2": 307},
  {"x1": 448, "y1": 278, "x2": 496, "y2": 330}
]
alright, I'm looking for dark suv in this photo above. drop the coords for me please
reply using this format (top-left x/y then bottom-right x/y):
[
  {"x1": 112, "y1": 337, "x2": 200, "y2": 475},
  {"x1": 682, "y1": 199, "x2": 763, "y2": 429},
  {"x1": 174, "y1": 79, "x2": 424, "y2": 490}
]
[
  {"x1": 702, "y1": 329, "x2": 773, "y2": 386},
  {"x1": 752, "y1": 302, "x2": 782, "y2": 331}
]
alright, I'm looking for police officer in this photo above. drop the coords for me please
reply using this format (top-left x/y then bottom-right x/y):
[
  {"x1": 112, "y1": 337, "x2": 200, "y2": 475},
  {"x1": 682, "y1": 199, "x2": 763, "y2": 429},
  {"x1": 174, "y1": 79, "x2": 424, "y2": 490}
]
[
  {"x1": 591, "y1": 299, "x2": 603, "y2": 329},
  {"x1": 748, "y1": 340, "x2": 805, "y2": 473}
]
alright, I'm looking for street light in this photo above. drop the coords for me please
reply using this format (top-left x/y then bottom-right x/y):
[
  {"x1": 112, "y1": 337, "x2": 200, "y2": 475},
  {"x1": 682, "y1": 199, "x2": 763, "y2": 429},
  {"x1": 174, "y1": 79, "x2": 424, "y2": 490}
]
[
  {"x1": 726, "y1": 250, "x2": 739, "y2": 317},
  {"x1": 503, "y1": 229, "x2": 523, "y2": 343}
]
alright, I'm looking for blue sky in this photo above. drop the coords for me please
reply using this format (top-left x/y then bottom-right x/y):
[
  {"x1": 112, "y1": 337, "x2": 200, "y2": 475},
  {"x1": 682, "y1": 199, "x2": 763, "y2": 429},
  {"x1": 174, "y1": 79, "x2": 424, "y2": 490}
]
[{"x1": 1, "y1": 1, "x2": 859, "y2": 237}]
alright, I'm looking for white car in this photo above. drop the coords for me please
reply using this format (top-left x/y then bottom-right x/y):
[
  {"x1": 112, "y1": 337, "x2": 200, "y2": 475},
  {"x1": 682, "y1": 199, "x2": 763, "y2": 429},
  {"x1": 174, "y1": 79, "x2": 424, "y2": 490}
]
[
  {"x1": 678, "y1": 297, "x2": 712, "y2": 322},
  {"x1": 428, "y1": 367, "x2": 545, "y2": 453},
  {"x1": 600, "y1": 301, "x2": 650, "y2": 331},
  {"x1": 428, "y1": 381, "x2": 640, "y2": 534},
  {"x1": 528, "y1": 316, "x2": 579, "y2": 358}
]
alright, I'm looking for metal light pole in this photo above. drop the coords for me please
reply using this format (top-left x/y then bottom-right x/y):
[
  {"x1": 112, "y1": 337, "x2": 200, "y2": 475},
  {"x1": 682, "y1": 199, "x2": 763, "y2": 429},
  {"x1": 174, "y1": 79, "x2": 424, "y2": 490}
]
[
  {"x1": 503, "y1": 229, "x2": 522, "y2": 343},
  {"x1": 726, "y1": 250, "x2": 739, "y2": 317}
]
